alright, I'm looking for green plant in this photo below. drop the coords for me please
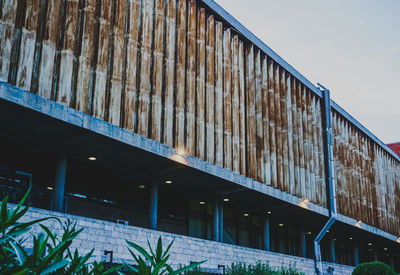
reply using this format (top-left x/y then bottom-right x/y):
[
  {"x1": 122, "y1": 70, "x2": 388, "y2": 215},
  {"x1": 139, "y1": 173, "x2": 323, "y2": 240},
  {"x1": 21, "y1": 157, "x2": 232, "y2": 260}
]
[
  {"x1": 352, "y1": 261, "x2": 397, "y2": 275},
  {"x1": 124, "y1": 236, "x2": 206, "y2": 274},
  {"x1": 0, "y1": 190, "x2": 121, "y2": 274},
  {"x1": 225, "y1": 262, "x2": 304, "y2": 275}
]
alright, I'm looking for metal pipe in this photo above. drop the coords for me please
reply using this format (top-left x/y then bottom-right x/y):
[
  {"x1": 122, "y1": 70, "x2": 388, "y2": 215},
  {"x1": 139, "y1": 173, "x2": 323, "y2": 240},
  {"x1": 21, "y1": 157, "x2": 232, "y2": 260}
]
[
  {"x1": 314, "y1": 85, "x2": 337, "y2": 274},
  {"x1": 54, "y1": 155, "x2": 67, "y2": 212}
]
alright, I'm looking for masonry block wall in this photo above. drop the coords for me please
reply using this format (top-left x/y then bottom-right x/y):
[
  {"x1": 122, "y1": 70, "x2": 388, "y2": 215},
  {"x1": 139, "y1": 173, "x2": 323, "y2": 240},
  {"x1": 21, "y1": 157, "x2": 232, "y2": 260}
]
[{"x1": 18, "y1": 206, "x2": 354, "y2": 275}]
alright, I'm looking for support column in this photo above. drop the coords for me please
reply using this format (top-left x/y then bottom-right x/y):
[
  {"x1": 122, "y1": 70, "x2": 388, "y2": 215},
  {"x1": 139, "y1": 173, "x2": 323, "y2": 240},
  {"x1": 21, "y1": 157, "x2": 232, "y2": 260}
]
[
  {"x1": 54, "y1": 155, "x2": 67, "y2": 212},
  {"x1": 213, "y1": 199, "x2": 220, "y2": 242},
  {"x1": 353, "y1": 244, "x2": 360, "y2": 266},
  {"x1": 149, "y1": 181, "x2": 158, "y2": 230},
  {"x1": 330, "y1": 238, "x2": 336, "y2": 263},
  {"x1": 373, "y1": 250, "x2": 378, "y2": 261},
  {"x1": 263, "y1": 216, "x2": 270, "y2": 251},
  {"x1": 300, "y1": 226, "x2": 307, "y2": 258},
  {"x1": 219, "y1": 202, "x2": 223, "y2": 242},
  {"x1": 389, "y1": 255, "x2": 395, "y2": 269}
]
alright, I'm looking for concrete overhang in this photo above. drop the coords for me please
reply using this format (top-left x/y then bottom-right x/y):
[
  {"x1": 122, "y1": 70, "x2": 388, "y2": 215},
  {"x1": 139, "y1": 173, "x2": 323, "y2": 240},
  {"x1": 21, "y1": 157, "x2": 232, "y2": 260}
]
[{"x1": 0, "y1": 81, "x2": 399, "y2": 248}]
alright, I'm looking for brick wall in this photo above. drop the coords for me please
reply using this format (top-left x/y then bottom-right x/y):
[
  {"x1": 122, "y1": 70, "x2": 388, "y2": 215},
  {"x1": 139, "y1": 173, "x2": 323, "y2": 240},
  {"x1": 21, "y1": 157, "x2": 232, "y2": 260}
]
[{"x1": 18, "y1": 206, "x2": 353, "y2": 275}]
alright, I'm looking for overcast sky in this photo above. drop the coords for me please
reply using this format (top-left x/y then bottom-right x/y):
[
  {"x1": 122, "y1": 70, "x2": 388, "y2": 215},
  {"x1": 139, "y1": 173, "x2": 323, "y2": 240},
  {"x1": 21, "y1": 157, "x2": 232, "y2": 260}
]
[{"x1": 215, "y1": 0, "x2": 400, "y2": 144}]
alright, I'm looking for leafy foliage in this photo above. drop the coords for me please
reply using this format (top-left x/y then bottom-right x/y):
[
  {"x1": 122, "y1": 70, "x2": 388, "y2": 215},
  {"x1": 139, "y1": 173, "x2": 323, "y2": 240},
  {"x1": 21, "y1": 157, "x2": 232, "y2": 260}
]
[
  {"x1": 0, "y1": 190, "x2": 121, "y2": 274},
  {"x1": 124, "y1": 236, "x2": 206, "y2": 274},
  {"x1": 225, "y1": 262, "x2": 304, "y2": 275},
  {"x1": 352, "y1": 261, "x2": 398, "y2": 275}
]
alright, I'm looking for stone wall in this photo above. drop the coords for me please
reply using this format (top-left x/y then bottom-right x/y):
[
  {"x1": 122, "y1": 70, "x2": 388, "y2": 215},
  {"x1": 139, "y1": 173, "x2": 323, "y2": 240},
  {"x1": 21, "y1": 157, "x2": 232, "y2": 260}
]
[{"x1": 19, "y1": 206, "x2": 354, "y2": 275}]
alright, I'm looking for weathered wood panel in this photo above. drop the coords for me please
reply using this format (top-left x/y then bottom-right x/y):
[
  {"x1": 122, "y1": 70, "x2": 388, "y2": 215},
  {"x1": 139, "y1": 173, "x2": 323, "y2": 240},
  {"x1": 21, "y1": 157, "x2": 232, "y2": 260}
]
[
  {"x1": 255, "y1": 50, "x2": 264, "y2": 182},
  {"x1": 245, "y1": 45, "x2": 256, "y2": 178},
  {"x1": 215, "y1": 21, "x2": 223, "y2": 167},
  {"x1": 37, "y1": 0, "x2": 61, "y2": 99},
  {"x1": 223, "y1": 28, "x2": 232, "y2": 170},
  {"x1": 231, "y1": 35, "x2": 240, "y2": 173},
  {"x1": 185, "y1": 0, "x2": 196, "y2": 155},
  {"x1": 92, "y1": 0, "x2": 112, "y2": 120},
  {"x1": 162, "y1": 0, "x2": 176, "y2": 146},
  {"x1": 261, "y1": 56, "x2": 271, "y2": 185},
  {"x1": 268, "y1": 59, "x2": 277, "y2": 188},
  {"x1": 0, "y1": 0, "x2": 18, "y2": 82},
  {"x1": 238, "y1": 41, "x2": 246, "y2": 176},
  {"x1": 205, "y1": 14, "x2": 215, "y2": 164},
  {"x1": 196, "y1": 8, "x2": 206, "y2": 159}
]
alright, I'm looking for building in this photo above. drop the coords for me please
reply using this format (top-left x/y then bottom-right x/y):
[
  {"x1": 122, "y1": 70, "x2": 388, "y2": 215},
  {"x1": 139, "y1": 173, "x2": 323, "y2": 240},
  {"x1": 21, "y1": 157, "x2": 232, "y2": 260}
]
[
  {"x1": 388, "y1": 143, "x2": 400, "y2": 157},
  {"x1": 0, "y1": 0, "x2": 399, "y2": 274}
]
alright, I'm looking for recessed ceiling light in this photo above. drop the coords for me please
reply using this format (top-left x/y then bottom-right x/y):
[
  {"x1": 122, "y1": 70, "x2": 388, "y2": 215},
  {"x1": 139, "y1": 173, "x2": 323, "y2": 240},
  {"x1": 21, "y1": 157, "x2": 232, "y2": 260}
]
[
  {"x1": 138, "y1": 184, "x2": 146, "y2": 189},
  {"x1": 278, "y1": 223, "x2": 284, "y2": 227},
  {"x1": 349, "y1": 237, "x2": 353, "y2": 240},
  {"x1": 333, "y1": 238, "x2": 336, "y2": 241},
  {"x1": 243, "y1": 213, "x2": 249, "y2": 217},
  {"x1": 199, "y1": 201, "x2": 206, "y2": 205},
  {"x1": 165, "y1": 180, "x2": 172, "y2": 184},
  {"x1": 88, "y1": 156, "x2": 97, "y2": 161},
  {"x1": 384, "y1": 247, "x2": 388, "y2": 251},
  {"x1": 327, "y1": 230, "x2": 330, "y2": 233},
  {"x1": 223, "y1": 198, "x2": 230, "y2": 202},
  {"x1": 267, "y1": 211, "x2": 272, "y2": 214},
  {"x1": 368, "y1": 243, "x2": 372, "y2": 246},
  {"x1": 47, "y1": 186, "x2": 53, "y2": 190},
  {"x1": 307, "y1": 232, "x2": 312, "y2": 235}
]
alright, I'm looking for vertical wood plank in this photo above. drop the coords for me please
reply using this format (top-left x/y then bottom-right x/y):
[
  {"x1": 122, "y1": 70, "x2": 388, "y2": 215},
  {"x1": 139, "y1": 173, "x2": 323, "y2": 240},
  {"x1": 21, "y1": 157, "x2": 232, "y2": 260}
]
[
  {"x1": 261, "y1": 56, "x2": 271, "y2": 185},
  {"x1": 174, "y1": 0, "x2": 186, "y2": 149},
  {"x1": 268, "y1": 59, "x2": 277, "y2": 188},
  {"x1": 223, "y1": 28, "x2": 232, "y2": 170},
  {"x1": 291, "y1": 79, "x2": 300, "y2": 196},
  {"x1": 76, "y1": 0, "x2": 97, "y2": 114},
  {"x1": 245, "y1": 44, "x2": 256, "y2": 179},
  {"x1": 238, "y1": 40, "x2": 246, "y2": 175},
  {"x1": 231, "y1": 35, "x2": 240, "y2": 173},
  {"x1": 15, "y1": 0, "x2": 41, "y2": 90},
  {"x1": 254, "y1": 50, "x2": 264, "y2": 182},
  {"x1": 280, "y1": 69, "x2": 289, "y2": 192},
  {"x1": 215, "y1": 21, "x2": 223, "y2": 166},
  {"x1": 301, "y1": 87, "x2": 310, "y2": 200},
  {"x1": 0, "y1": 0, "x2": 18, "y2": 81},
  {"x1": 196, "y1": 7, "x2": 206, "y2": 159},
  {"x1": 57, "y1": 0, "x2": 79, "y2": 106},
  {"x1": 286, "y1": 74, "x2": 295, "y2": 195},
  {"x1": 274, "y1": 64, "x2": 283, "y2": 190},
  {"x1": 37, "y1": 0, "x2": 61, "y2": 99},
  {"x1": 162, "y1": 0, "x2": 176, "y2": 145},
  {"x1": 185, "y1": 0, "x2": 196, "y2": 155},
  {"x1": 109, "y1": 0, "x2": 128, "y2": 126},
  {"x1": 205, "y1": 14, "x2": 215, "y2": 163},
  {"x1": 92, "y1": 0, "x2": 112, "y2": 120},
  {"x1": 296, "y1": 82, "x2": 305, "y2": 198},
  {"x1": 137, "y1": 0, "x2": 154, "y2": 136}
]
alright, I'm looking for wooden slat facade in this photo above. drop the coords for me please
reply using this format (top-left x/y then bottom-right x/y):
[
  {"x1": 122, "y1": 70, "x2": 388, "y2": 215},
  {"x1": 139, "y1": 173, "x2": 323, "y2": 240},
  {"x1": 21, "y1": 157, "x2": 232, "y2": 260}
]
[{"x1": 1, "y1": 0, "x2": 399, "y2": 236}]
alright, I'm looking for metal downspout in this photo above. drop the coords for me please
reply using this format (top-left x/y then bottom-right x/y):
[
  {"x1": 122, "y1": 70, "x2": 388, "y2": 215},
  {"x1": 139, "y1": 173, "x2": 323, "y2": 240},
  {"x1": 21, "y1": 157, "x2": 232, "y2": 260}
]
[{"x1": 314, "y1": 85, "x2": 337, "y2": 275}]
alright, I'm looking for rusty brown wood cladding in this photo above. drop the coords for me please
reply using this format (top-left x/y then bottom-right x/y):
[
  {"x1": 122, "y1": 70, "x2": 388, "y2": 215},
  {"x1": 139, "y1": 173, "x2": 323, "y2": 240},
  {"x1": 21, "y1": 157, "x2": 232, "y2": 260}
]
[{"x1": 6, "y1": 0, "x2": 400, "y2": 236}]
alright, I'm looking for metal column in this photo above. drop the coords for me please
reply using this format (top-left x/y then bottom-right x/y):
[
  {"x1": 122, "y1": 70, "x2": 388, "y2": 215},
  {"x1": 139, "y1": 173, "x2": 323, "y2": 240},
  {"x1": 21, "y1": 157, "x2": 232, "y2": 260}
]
[
  {"x1": 213, "y1": 199, "x2": 220, "y2": 242},
  {"x1": 149, "y1": 181, "x2": 158, "y2": 230},
  {"x1": 219, "y1": 202, "x2": 224, "y2": 242},
  {"x1": 330, "y1": 238, "x2": 336, "y2": 263},
  {"x1": 263, "y1": 216, "x2": 270, "y2": 251},
  {"x1": 300, "y1": 226, "x2": 307, "y2": 257},
  {"x1": 353, "y1": 245, "x2": 360, "y2": 266},
  {"x1": 54, "y1": 155, "x2": 67, "y2": 212}
]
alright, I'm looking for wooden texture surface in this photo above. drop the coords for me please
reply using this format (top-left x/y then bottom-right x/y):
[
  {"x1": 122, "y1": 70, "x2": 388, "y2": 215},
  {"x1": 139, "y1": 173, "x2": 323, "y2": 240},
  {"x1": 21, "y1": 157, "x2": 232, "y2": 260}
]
[{"x1": 2, "y1": 0, "x2": 399, "y2": 236}]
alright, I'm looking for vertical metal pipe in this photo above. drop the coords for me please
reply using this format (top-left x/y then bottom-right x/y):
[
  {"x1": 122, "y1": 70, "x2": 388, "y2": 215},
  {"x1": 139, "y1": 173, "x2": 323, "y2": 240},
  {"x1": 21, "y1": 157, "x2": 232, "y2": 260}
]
[
  {"x1": 314, "y1": 85, "x2": 337, "y2": 274},
  {"x1": 353, "y1": 244, "x2": 360, "y2": 266},
  {"x1": 149, "y1": 181, "x2": 158, "y2": 230},
  {"x1": 213, "y1": 199, "x2": 220, "y2": 242},
  {"x1": 300, "y1": 226, "x2": 307, "y2": 257},
  {"x1": 263, "y1": 216, "x2": 270, "y2": 251},
  {"x1": 330, "y1": 238, "x2": 336, "y2": 263},
  {"x1": 54, "y1": 155, "x2": 67, "y2": 212}
]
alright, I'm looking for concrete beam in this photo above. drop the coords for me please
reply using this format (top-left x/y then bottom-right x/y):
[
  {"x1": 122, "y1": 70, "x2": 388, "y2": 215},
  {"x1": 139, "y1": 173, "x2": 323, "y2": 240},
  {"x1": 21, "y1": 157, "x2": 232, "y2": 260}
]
[{"x1": 54, "y1": 155, "x2": 67, "y2": 212}]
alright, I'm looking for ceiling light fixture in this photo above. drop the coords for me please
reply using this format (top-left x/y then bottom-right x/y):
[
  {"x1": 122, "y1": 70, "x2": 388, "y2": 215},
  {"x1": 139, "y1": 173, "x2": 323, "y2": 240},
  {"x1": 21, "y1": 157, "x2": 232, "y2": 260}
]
[
  {"x1": 88, "y1": 156, "x2": 97, "y2": 161},
  {"x1": 278, "y1": 223, "x2": 284, "y2": 227},
  {"x1": 138, "y1": 185, "x2": 146, "y2": 189},
  {"x1": 267, "y1": 211, "x2": 272, "y2": 214},
  {"x1": 307, "y1": 232, "x2": 312, "y2": 235},
  {"x1": 199, "y1": 201, "x2": 206, "y2": 205},
  {"x1": 47, "y1": 186, "x2": 53, "y2": 190},
  {"x1": 368, "y1": 243, "x2": 372, "y2": 246},
  {"x1": 349, "y1": 237, "x2": 353, "y2": 240},
  {"x1": 165, "y1": 180, "x2": 172, "y2": 184},
  {"x1": 223, "y1": 198, "x2": 230, "y2": 202},
  {"x1": 243, "y1": 213, "x2": 249, "y2": 217}
]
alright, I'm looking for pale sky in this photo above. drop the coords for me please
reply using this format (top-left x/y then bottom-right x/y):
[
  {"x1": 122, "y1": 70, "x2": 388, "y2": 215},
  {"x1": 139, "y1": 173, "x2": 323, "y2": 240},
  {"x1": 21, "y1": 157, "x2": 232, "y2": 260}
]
[{"x1": 216, "y1": 0, "x2": 400, "y2": 144}]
